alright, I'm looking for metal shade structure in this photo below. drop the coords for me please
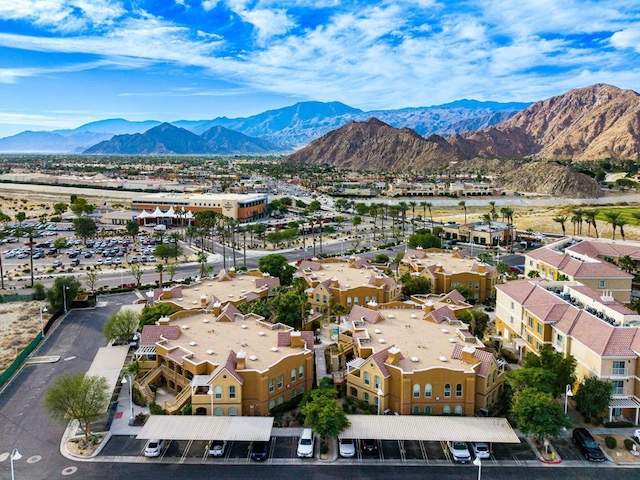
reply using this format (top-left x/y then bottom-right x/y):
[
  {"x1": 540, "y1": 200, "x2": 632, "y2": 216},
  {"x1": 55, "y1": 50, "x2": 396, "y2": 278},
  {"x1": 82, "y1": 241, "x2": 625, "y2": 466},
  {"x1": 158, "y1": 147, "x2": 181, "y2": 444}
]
[
  {"x1": 136, "y1": 416, "x2": 274, "y2": 442},
  {"x1": 339, "y1": 415, "x2": 520, "y2": 443}
]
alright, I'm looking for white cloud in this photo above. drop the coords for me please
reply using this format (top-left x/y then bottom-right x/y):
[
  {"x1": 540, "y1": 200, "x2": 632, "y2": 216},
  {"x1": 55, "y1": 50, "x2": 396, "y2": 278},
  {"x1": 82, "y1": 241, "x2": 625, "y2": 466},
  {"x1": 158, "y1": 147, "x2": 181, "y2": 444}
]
[
  {"x1": 611, "y1": 28, "x2": 640, "y2": 53},
  {"x1": 202, "y1": 0, "x2": 219, "y2": 10}
]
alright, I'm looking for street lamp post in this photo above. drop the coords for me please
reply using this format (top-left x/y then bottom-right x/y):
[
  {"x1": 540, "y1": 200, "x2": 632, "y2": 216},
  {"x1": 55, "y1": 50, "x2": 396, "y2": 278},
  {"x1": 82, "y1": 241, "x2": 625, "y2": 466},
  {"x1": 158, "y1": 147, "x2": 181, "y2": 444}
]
[
  {"x1": 207, "y1": 387, "x2": 214, "y2": 416},
  {"x1": 377, "y1": 389, "x2": 383, "y2": 415},
  {"x1": 62, "y1": 285, "x2": 70, "y2": 313},
  {"x1": 39, "y1": 306, "x2": 48, "y2": 339},
  {"x1": 564, "y1": 384, "x2": 574, "y2": 415},
  {"x1": 473, "y1": 456, "x2": 482, "y2": 480},
  {"x1": 121, "y1": 374, "x2": 134, "y2": 426},
  {"x1": 10, "y1": 448, "x2": 22, "y2": 480}
]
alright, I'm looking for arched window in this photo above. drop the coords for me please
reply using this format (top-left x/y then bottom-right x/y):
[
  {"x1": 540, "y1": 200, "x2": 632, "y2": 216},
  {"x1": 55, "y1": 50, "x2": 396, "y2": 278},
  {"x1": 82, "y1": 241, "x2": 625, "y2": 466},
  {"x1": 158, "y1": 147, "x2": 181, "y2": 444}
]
[
  {"x1": 374, "y1": 395, "x2": 379, "y2": 408},
  {"x1": 315, "y1": 293, "x2": 320, "y2": 302},
  {"x1": 299, "y1": 385, "x2": 304, "y2": 395},
  {"x1": 374, "y1": 376, "x2": 381, "y2": 389},
  {"x1": 214, "y1": 385, "x2": 222, "y2": 399},
  {"x1": 277, "y1": 396, "x2": 284, "y2": 405},
  {"x1": 363, "y1": 392, "x2": 369, "y2": 403},
  {"x1": 292, "y1": 390, "x2": 297, "y2": 400},
  {"x1": 365, "y1": 296, "x2": 370, "y2": 304},
  {"x1": 424, "y1": 384, "x2": 432, "y2": 398},
  {"x1": 269, "y1": 400, "x2": 275, "y2": 410},
  {"x1": 214, "y1": 407, "x2": 223, "y2": 416},
  {"x1": 364, "y1": 371, "x2": 370, "y2": 385},
  {"x1": 278, "y1": 374, "x2": 283, "y2": 389},
  {"x1": 347, "y1": 297, "x2": 352, "y2": 306},
  {"x1": 354, "y1": 296, "x2": 359, "y2": 305},
  {"x1": 229, "y1": 407, "x2": 237, "y2": 416},
  {"x1": 444, "y1": 384, "x2": 451, "y2": 397},
  {"x1": 291, "y1": 368, "x2": 297, "y2": 382},
  {"x1": 443, "y1": 405, "x2": 451, "y2": 414},
  {"x1": 299, "y1": 365, "x2": 304, "y2": 378},
  {"x1": 456, "y1": 383, "x2": 463, "y2": 397},
  {"x1": 269, "y1": 378, "x2": 275, "y2": 392},
  {"x1": 229, "y1": 385, "x2": 236, "y2": 399},
  {"x1": 413, "y1": 406, "x2": 420, "y2": 414},
  {"x1": 454, "y1": 405, "x2": 463, "y2": 415},
  {"x1": 413, "y1": 384, "x2": 420, "y2": 398},
  {"x1": 424, "y1": 406, "x2": 431, "y2": 414}
]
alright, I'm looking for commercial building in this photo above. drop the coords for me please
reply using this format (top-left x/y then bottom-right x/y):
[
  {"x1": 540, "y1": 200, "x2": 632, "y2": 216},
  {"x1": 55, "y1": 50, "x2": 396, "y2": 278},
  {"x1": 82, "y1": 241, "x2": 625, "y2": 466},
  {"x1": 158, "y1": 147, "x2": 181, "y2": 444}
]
[
  {"x1": 399, "y1": 247, "x2": 497, "y2": 303},
  {"x1": 495, "y1": 278, "x2": 640, "y2": 423},
  {"x1": 339, "y1": 303, "x2": 506, "y2": 415},
  {"x1": 131, "y1": 192, "x2": 268, "y2": 224},
  {"x1": 441, "y1": 221, "x2": 515, "y2": 248}
]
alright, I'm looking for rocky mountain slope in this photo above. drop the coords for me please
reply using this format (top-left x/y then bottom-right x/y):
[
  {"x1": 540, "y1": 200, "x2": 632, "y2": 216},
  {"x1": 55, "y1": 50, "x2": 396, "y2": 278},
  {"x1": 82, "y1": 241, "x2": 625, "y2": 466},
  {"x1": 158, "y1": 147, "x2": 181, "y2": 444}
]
[
  {"x1": 285, "y1": 118, "x2": 463, "y2": 170},
  {"x1": 449, "y1": 84, "x2": 640, "y2": 160}
]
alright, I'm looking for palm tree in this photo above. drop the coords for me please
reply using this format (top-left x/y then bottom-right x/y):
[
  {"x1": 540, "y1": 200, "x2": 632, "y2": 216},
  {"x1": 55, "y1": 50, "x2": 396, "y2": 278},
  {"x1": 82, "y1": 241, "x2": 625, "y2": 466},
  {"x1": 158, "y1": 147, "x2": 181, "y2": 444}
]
[
  {"x1": 369, "y1": 204, "x2": 379, "y2": 240},
  {"x1": 398, "y1": 201, "x2": 409, "y2": 237},
  {"x1": 619, "y1": 255, "x2": 635, "y2": 273},
  {"x1": 197, "y1": 251, "x2": 208, "y2": 278},
  {"x1": 552, "y1": 216, "x2": 568, "y2": 236},
  {"x1": 0, "y1": 230, "x2": 5, "y2": 289},
  {"x1": 583, "y1": 209, "x2": 599, "y2": 237},
  {"x1": 409, "y1": 201, "x2": 417, "y2": 234},
  {"x1": 604, "y1": 211, "x2": 621, "y2": 240},
  {"x1": 420, "y1": 201, "x2": 433, "y2": 229},
  {"x1": 156, "y1": 264, "x2": 164, "y2": 288},
  {"x1": 458, "y1": 200, "x2": 467, "y2": 224},
  {"x1": 17, "y1": 225, "x2": 37, "y2": 287},
  {"x1": 618, "y1": 219, "x2": 628, "y2": 241},
  {"x1": 571, "y1": 208, "x2": 585, "y2": 235},
  {"x1": 489, "y1": 201, "x2": 498, "y2": 221}
]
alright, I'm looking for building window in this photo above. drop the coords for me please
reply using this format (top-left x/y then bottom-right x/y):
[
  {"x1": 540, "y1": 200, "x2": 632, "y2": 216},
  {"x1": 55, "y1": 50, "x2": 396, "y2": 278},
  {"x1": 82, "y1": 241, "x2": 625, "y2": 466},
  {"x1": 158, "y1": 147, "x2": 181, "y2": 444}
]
[
  {"x1": 444, "y1": 384, "x2": 451, "y2": 397},
  {"x1": 527, "y1": 316, "x2": 533, "y2": 327},
  {"x1": 363, "y1": 392, "x2": 369, "y2": 403},
  {"x1": 364, "y1": 372, "x2": 371, "y2": 385},
  {"x1": 455, "y1": 383, "x2": 463, "y2": 397},
  {"x1": 527, "y1": 334, "x2": 533, "y2": 344},
  {"x1": 354, "y1": 296, "x2": 359, "y2": 305},
  {"x1": 291, "y1": 368, "x2": 297, "y2": 382},
  {"x1": 214, "y1": 407, "x2": 223, "y2": 416},
  {"x1": 323, "y1": 295, "x2": 327, "y2": 304},
  {"x1": 374, "y1": 395, "x2": 379, "y2": 409},
  {"x1": 443, "y1": 405, "x2": 451, "y2": 414},
  {"x1": 612, "y1": 361, "x2": 626, "y2": 376},
  {"x1": 299, "y1": 365, "x2": 304, "y2": 378},
  {"x1": 299, "y1": 385, "x2": 304, "y2": 395},
  {"x1": 214, "y1": 385, "x2": 222, "y2": 399},
  {"x1": 229, "y1": 407, "x2": 237, "y2": 416},
  {"x1": 455, "y1": 405, "x2": 463, "y2": 415},
  {"x1": 425, "y1": 384, "x2": 432, "y2": 398},
  {"x1": 229, "y1": 386, "x2": 236, "y2": 399},
  {"x1": 315, "y1": 294, "x2": 320, "y2": 302},
  {"x1": 413, "y1": 406, "x2": 420, "y2": 414},
  {"x1": 269, "y1": 378, "x2": 274, "y2": 392},
  {"x1": 600, "y1": 280, "x2": 606, "y2": 288},
  {"x1": 556, "y1": 333, "x2": 564, "y2": 349},
  {"x1": 374, "y1": 375, "x2": 381, "y2": 389},
  {"x1": 612, "y1": 380, "x2": 624, "y2": 395},
  {"x1": 413, "y1": 384, "x2": 420, "y2": 398},
  {"x1": 510, "y1": 301, "x2": 514, "y2": 310},
  {"x1": 277, "y1": 396, "x2": 284, "y2": 405},
  {"x1": 347, "y1": 297, "x2": 352, "y2": 306},
  {"x1": 509, "y1": 315, "x2": 514, "y2": 324},
  {"x1": 425, "y1": 406, "x2": 431, "y2": 414},
  {"x1": 269, "y1": 400, "x2": 275, "y2": 410},
  {"x1": 468, "y1": 281, "x2": 473, "y2": 288},
  {"x1": 536, "y1": 323, "x2": 542, "y2": 334},
  {"x1": 278, "y1": 374, "x2": 283, "y2": 389}
]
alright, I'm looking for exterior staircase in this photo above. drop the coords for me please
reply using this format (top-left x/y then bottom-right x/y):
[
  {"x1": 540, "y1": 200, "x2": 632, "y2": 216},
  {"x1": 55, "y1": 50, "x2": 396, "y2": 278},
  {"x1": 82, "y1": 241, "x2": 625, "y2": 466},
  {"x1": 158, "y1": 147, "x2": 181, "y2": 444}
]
[
  {"x1": 135, "y1": 364, "x2": 166, "y2": 404},
  {"x1": 164, "y1": 386, "x2": 192, "y2": 414}
]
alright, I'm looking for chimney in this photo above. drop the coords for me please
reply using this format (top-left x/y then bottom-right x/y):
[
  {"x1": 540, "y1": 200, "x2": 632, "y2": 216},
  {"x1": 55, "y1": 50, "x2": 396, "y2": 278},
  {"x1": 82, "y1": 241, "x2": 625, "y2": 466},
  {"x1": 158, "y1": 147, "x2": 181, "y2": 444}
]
[
  {"x1": 386, "y1": 346, "x2": 401, "y2": 365},
  {"x1": 477, "y1": 264, "x2": 487, "y2": 274},
  {"x1": 200, "y1": 294, "x2": 207, "y2": 306},
  {"x1": 212, "y1": 301, "x2": 221, "y2": 316},
  {"x1": 461, "y1": 346, "x2": 477, "y2": 364},
  {"x1": 236, "y1": 350, "x2": 246, "y2": 370},
  {"x1": 435, "y1": 263, "x2": 444, "y2": 273},
  {"x1": 229, "y1": 267, "x2": 236, "y2": 277},
  {"x1": 367, "y1": 301, "x2": 379, "y2": 310},
  {"x1": 423, "y1": 300, "x2": 434, "y2": 313},
  {"x1": 290, "y1": 331, "x2": 304, "y2": 348}
]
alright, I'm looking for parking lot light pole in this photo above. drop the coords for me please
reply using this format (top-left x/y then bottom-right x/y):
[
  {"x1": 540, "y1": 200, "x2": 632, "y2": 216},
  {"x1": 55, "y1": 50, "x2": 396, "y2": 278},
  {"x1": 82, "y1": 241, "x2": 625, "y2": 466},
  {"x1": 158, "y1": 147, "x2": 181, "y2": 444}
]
[
  {"x1": 11, "y1": 448, "x2": 22, "y2": 480},
  {"x1": 473, "y1": 456, "x2": 482, "y2": 480},
  {"x1": 207, "y1": 387, "x2": 214, "y2": 415},
  {"x1": 377, "y1": 389, "x2": 383, "y2": 415},
  {"x1": 121, "y1": 374, "x2": 134, "y2": 426},
  {"x1": 62, "y1": 285, "x2": 69, "y2": 313},
  {"x1": 40, "y1": 306, "x2": 48, "y2": 339},
  {"x1": 564, "y1": 384, "x2": 574, "y2": 415}
]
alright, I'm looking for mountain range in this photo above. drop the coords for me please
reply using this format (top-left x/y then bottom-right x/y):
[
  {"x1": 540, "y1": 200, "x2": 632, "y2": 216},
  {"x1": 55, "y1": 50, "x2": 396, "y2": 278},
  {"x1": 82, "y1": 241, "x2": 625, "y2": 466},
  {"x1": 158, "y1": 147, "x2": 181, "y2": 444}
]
[{"x1": 0, "y1": 100, "x2": 529, "y2": 154}]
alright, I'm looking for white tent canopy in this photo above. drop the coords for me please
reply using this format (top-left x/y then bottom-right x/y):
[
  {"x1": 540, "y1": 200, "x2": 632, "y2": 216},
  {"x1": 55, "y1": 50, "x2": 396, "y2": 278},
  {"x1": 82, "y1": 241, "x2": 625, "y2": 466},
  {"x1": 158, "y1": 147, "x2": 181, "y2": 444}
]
[
  {"x1": 136, "y1": 416, "x2": 274, "y2": 441},
  {"x1": 340, "y1": 415, "x2": 520, "y2": 443}
]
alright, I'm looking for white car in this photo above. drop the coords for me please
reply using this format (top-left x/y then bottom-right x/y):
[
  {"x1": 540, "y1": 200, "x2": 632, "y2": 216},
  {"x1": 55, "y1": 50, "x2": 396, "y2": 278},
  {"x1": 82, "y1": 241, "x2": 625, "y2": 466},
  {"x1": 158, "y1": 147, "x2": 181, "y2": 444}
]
[
  {"x1": 472, "y1": 442, "x2": 490, "y2": 459},
  {"x1": 339, "y1": 438, "x2": 355, "y2": 458},
  {"x1": 448, "y1": 441, "x2": 471, "y2": 463},
  {"x1": 297, "y1": 428, "x2": 314, "y2": 458},
  {"x1": 144, "y1": 439, "x2": 165, "y2": 457},
  {"x1": 208, "y1": 439, "x2": 227, "y2": 457}
]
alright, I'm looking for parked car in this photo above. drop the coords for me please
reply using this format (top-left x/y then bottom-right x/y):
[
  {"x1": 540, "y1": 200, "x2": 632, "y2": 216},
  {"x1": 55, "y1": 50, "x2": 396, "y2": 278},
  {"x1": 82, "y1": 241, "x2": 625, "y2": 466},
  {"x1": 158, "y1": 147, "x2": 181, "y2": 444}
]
[
  {"x1": 208, "y1": 439, "x2": 227, "y2": 457},
  {"x1": 297, "y1": 428, "x2": 314, "y2": 458},
  {"x1": 472, "y1": 442, "x2": 491, "y2": 459},
  {"x1": 144, "y1": 439, "x2": 165, "y2": 457},
  {"x1": 70, "y1": 259, "x2": 80, "y2": 267},
  {"x1": 250, "y1": 441, "x2": 270, "y2": 461},
  {"x1": 448, "y1": 441, "x2": 471, "y2": 463},
  {"x1": 52, "y1": 260, "x2": 62, "y2": 267},
  {"x1": 573, "y1": 428, "x2": 606, "y2": 461},
  {"x1": 361, "y1": 439, "x2": 378, "y2": 455},
  {"x1": 339, "y1": 438, "x2": 355, "y2": 458}
]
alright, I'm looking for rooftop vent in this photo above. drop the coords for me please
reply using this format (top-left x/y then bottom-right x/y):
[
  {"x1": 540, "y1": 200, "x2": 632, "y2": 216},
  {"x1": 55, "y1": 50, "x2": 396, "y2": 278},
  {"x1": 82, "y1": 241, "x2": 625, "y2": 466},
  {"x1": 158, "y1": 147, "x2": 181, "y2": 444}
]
[
  {"x1": 441, "y1": 328, "x2": 449, "y2": 334},
  {"x1": 189, "y1": 341, "x2": 197, "y2": 346},
  {"x1": 202, "y1": 319, "x2": 210, "y2": 323},
  {"x1": 241, "y1": 324, "x2": 248, "y2": 329},
  {"x1": 206, "y1": 349, "x2": 214, "y2": 355},
  {"x1": 182, "y1": 325, "x2": 189, "y2": 330},
  {"x1": 249, "y1": 355, "x2": 258, "y2": 361},
  {"x1": 270, "y1": 347, "x2": 279, "y2": 352},
  {"x1": 388, "y1": 314, "x2": 395, "y2": 319},
  {"x1": 258, "y1": 331, "x2": 266, "y2": 337},
  {"x1": 410, "y1": 314, "x2": 417, "y2": 319},
  {"x1": 449, "y1": 338, "x2": 456, "y2": 343},
  {"x1": 194, "y1": 287, "x2": 199, "y2": 291},
  {"x1": 411, "y1": 357, "x2": 420, "y2": 363},
  {"x1": 374, "y1": 329, "x2": 382, "y2": 334},
  {"x1": 439, "y1": 356, "x2": 448, "y2": 362},
  {"x1": 378, "y1": 339, "x2": 386, "y2": 344}
]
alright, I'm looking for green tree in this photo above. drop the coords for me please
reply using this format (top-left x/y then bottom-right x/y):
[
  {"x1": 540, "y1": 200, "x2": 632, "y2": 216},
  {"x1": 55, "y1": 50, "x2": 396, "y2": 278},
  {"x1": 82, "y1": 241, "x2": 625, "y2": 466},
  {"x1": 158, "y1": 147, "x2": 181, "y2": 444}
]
[
  {"x1": 166, "y1": 263, "x2": 178, "y2": 283},
  {"x1": 16, "y1": 225, "x2": 37, "y2": 286},
  {"x1": 53, "y1": 202, "x2": 68, "y2": 216},
  {"x1": 458, "y1": 309, "x2": 490, "y2": 340},
  {"x1": 574, "y1": 377, "x2": 614, "y2": 421},
  {"x1": 43, "y1": 373, "x2": 109, "y2": 442},
  {"x1": 401, "y1": 276, "x2": 431, "y2": 297},
  {"x1": 331, "y1": 303, "x2": 347, "y2": 317},
  {"x1": 272, "y1": 289, "x2": 309, "y2": 328},
  {"x1": 300, "y1": 387, "x2": 350, "y2": 440},
  {"x1": 552, "y1": 216, "x2": 567, "y2": 236},
  {"x1": 156, "y1": 264, "x2": 164, "y2": 287},
  {"x1": 237, "y1": 299, "x2": 273, "y2": 319},
  {"x1": 125, "y1": 220, "x2": 140, "y2": 240},
  {"x1": 70, "y1": 197, "x2": 95, "y2": 217},
  {"x1": 103, "y1": 309, "x2": 139, "y2": 342},
  {"x1": 15, "y1": 211, "x2": 26, "y2": 226},
  {"x1": 458, "y1": 200, "x2": 467, "y2": 224},
  {"x1": 130, "y1": 264, "x2": 144, "y2": 286},
  {"x1": 507, "y1": 368, "x2": 555, "y2": 395},
  {"x1": 524, "y1": 345, "x2": 577, "y2": 399},
  {"x1": 46, "y1": 276, "x2": 81, "y2": 312},
  {"x1": 154, "y1": 243, "x2": 181, "y2": 264},
  {"x1": 73, "y1": 216, "x2": 98, "y2": 244},
  {"x1": 511, "y1": 388, "x2": 571, "y2": 441},
  {"x1": 351, "y1": 215, "x2": 362, "y2": 234},
  {"x1": 374, "y1": 253, "x2": 390, "y2": 264},
  {"x1": 196, "y1": 251, "x2": 208, "y2": 278},
  {"x1": 407, "y1": 229, "x2": 441, "y2": 249},
  {"x1": 454, "y1": 285, "x2": 474, "y2": 303},
  {"x1": 258, "y1": 254, "x2": 295, "y2": 286},
  {"x1": 54, "y1": 237, "x2": 69, "y2": 249},
  {"x1": 138, "y1": 303, "x2": 173, "y2": 327},
  {"x1": 85, "y1": 271, "x2": 98, "y2": 294}
]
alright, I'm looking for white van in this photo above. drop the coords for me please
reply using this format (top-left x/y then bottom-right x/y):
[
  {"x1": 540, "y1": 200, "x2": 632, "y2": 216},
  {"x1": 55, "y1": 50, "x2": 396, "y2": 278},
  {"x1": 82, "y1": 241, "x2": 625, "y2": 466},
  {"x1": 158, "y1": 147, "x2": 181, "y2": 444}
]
[
  {"x1": 153, "y1": 224, "x2": 167, "y2": 232},
  {"x1": 297, "y1": 428, "x2": 314, "y2": 458}
]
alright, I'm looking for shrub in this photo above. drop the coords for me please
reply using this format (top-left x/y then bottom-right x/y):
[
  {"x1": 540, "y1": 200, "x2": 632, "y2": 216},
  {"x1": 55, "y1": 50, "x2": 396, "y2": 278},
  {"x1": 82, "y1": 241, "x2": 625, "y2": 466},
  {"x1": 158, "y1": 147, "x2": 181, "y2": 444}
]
[
  {"x1": 320, "y1": 440, "x2": 329, "y2": 455},
  {"x1": 181, "y1": 401, "x2": 192, "y2": 416},
  {"x1": 132, "y1": 385, "x2": 147, "y2": 407},
  {"x1": 499, "y1": 348, "x2": 519, "y2": 363},
  {"x1": 604, "y1": 436, "x2": 617, "y2": 449},
  {"x1": 148, "y1": 402, "x2": 165, "y2": 415},
  {"x1": 624, "y1": 438, "x2": 635, "y2": 451},
  {"x1": 134, "y1": 413, "x2": 148, "y2": 426},
  {"x1": 604, "y1": 420, "x2": 634, "y2": 428}
]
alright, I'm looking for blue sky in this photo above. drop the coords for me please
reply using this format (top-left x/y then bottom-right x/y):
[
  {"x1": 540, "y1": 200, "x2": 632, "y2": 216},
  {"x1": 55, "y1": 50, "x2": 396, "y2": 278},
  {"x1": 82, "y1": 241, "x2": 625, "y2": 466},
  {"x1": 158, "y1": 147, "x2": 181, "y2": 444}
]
[{"x1": 0, "y1": 0, "x2": 639, "y2": 137}]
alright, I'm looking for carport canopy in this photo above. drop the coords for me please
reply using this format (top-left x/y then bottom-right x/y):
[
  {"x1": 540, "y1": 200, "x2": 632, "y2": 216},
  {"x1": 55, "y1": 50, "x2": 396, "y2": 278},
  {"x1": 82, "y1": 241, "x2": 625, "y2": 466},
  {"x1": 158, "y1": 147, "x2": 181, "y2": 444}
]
[
  {"x1": 339, "y1": 415, "x2": 520, "y2": 443},
  {"x1": 85, "y1": 345, "x2": 130, "y2": 414},
  {"x1": 136, "y1": 416, "x2": 274, "y2": 441}
]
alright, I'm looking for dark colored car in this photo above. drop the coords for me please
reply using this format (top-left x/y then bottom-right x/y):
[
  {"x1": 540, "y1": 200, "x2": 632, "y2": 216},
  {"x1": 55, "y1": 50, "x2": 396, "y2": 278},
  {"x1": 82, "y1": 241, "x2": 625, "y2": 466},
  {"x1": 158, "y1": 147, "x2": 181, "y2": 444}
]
[
  {"x1": 250, "y1": 441, "x2": 270, "y2": 461},
  {"x1": 361, "y1": 439, "x2": 378, "y2": 455},
  {"x1": 573, "y1": 428, "x2": 606, "y2": 461}
]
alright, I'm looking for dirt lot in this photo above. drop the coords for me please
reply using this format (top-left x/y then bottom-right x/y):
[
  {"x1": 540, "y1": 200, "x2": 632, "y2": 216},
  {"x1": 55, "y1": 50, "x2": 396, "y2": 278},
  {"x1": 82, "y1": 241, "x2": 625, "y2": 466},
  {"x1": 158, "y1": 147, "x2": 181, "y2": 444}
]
[
  {"x1": 593, "y1": 433, "x2": 640, "y2": 464},
  {"x1": 0, "y1": 300, "x2": 48, "y2": 373}
]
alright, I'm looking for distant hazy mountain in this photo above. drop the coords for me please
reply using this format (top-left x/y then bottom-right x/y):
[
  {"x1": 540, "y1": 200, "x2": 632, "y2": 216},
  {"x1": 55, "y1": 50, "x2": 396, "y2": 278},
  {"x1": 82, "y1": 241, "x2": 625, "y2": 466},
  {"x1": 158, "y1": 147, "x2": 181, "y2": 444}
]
[
  {"x1": 0, "y1": 130, "x2": 112, "y2": 153},
  {"x1": 62, "y1": 118, "x2": 162, "y2": 135},
  {"x1": 83, "y1": 122, "x2": 281, "y2": 154}
]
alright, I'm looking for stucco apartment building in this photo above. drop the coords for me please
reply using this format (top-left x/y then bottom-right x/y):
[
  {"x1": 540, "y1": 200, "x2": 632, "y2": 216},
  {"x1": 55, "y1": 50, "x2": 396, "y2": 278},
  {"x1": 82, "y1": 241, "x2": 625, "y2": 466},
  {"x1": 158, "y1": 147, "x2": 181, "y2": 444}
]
[
  {"x1": 298, "y1": 257, "x2": 400, "y2": 313},
  {"x1": 495, "y1": 279, "x2": 640, "y2": 423},
  {"x1": 524, "y1": 239, "x2": 633, "y2": 304},
  {"x1": 130, "y1": 192, "x2": 268, "y2": 223},
  {"x1": 339, "y1": 303, "x2": 506, "y2": 416},
  {"x1": 399, "y1": 247, "x2": 497, "y2": 303}
]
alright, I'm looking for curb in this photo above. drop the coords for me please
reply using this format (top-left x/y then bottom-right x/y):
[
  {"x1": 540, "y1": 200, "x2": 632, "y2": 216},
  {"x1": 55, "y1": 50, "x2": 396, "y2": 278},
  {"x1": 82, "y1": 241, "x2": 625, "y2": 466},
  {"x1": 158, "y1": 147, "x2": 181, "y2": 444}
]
[
  {"x1": 60, "y1": 419, "x2": 111, "y2": 462},
  {"x1": 524, "y1": 435, "x2": 562, "y2": 465}
]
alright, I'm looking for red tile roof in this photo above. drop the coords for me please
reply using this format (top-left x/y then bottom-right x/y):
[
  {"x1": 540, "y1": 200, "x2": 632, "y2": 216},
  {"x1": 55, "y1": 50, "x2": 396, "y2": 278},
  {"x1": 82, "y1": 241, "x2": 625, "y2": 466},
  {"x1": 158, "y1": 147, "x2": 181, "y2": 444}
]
[
  {"x1": 348, "y1": 305, "x2": 383, "y2": 324},
  {"x1": 428, "y1": 306, "x2": 459, "y2": 324},
  {"x1": 166, "y1": 346, "x2": 191, "y2": 364},
  {"x1": 255, "y1": 277, "x2": 280, "y2": 290},
  {"x1": 211, "y1": 350, "x2": 244, "y2": 384},
  {"x1": 140, "y1": 325, "x2": 181, "y2": 346}
]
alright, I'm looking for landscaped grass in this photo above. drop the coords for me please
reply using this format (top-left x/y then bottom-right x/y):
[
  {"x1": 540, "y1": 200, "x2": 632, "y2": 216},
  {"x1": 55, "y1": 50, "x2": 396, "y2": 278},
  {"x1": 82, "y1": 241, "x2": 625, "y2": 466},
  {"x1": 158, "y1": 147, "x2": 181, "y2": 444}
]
[{"x1": 594, "y1": 206, "x2": 640, "y2": 225}]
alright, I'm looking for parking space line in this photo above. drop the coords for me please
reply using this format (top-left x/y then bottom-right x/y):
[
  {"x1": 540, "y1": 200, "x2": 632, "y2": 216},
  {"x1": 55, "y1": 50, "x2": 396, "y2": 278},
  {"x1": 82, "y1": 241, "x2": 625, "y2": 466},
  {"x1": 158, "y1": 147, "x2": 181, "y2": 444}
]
[
  {"x1": 158, "y1": 441, "x2": 171, "y2": 461},
  {"x1": 268, "y1": 438, "x2": 276, "y2": 463},
  {"x1": 377, "y1": 439, "x2": 384, "y2": 461},
  {"x1": 398, "y1": 440, "x2": 406, "y2": 463},
  {"x1": 180, "y1": 439, "x2": 193, "y2": 463},
  {"x1": 419, "y1": 440, "x2": 429, "y2": 463},
  {"x1": 440, "y1": 441, "x2": 452, "y2": 463},
  {"x1": 224, "y1": 441, "x2": 233, "y2": 462}
]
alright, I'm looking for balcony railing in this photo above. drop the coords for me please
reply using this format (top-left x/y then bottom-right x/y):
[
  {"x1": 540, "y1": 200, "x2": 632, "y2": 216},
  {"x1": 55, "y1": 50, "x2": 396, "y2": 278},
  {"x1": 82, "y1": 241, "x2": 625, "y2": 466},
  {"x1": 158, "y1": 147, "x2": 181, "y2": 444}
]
[{"x1": 611, "y1": 367, "x2": 627, "y2": 376}]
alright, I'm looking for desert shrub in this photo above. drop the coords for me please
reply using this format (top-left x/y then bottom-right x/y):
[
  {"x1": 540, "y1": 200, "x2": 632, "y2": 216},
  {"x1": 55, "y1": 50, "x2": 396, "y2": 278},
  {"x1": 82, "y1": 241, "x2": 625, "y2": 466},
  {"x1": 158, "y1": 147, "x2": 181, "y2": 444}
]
[
  {"x1": 148, "y1": 402, "x2": 165, "y2": 415},
  {"x1": 604, "y1": 436, "x2": 617, "y2": 449},
  {"x1": 132, "y1": 386, "x2": 147, "y2": 407},
  {"x1": 320, "y1": 440, "x2": 329, "y2": 455},
  {"x1": 499, "y1": 348, "x2": 519, "y2": 363},
  {"x1": 604, "y1": 420, "x2": 633, "y2": 428},
  {"x1": 624, "y1": 438, "x2": 635, "y2": 451}
]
